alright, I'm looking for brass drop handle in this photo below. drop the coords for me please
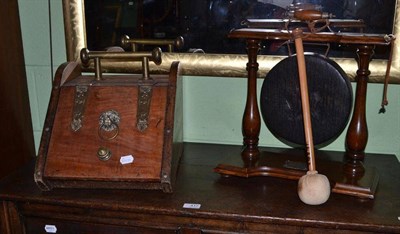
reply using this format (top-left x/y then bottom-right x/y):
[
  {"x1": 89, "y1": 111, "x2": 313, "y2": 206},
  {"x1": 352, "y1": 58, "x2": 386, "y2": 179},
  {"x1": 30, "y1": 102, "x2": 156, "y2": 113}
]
[
  {"x1": 80, "y1": 47, "x2": 162, "y2": 80},
  {"x1": 98, "y1": 110, "x2": 120, "y2": 141},
  {"x1": 121, "y1": 35, "x2": 184, "y2": 52}
]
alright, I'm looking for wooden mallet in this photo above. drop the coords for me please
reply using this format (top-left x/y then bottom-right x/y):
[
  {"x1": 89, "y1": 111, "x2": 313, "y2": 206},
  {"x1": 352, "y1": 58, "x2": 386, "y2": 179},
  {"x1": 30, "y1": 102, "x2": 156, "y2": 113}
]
[{"x1": 293, "y1": 28, "x2": 331, "y2": 205}]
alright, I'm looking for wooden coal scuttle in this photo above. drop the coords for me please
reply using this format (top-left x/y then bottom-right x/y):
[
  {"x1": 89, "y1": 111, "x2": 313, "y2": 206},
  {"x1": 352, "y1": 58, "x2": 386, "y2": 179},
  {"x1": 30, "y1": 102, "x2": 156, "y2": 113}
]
[{"x1": 34, "y1": 47, "x2": 183, "y2": 193}]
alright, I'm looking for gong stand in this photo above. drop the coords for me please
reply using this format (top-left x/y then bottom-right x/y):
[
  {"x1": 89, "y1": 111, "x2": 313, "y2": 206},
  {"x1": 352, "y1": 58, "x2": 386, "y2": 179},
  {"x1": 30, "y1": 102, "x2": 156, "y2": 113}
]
[{"x1": 214, "y1": 28, "x2": 393, "y2": 199}]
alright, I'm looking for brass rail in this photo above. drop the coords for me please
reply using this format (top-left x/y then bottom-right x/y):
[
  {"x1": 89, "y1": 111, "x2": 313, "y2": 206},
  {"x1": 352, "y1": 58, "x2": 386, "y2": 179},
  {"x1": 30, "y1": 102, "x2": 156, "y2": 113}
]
[
  {"x1": 80, "y1": 48, "x2": 162, "y2": 80},
  {"x1": 121, "y1": 35, "x2": 184, "y2": 52}
]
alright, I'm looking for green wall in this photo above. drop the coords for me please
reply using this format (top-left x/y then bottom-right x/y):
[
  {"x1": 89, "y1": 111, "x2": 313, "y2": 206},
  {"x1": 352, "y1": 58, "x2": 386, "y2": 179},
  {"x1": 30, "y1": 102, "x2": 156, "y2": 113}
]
[
  {"x1": 18, "y1": 0, "x2": 400, "y2": 159},
  {"x1": 184, "y1": 76, "x2": 400, "y2": 156}
]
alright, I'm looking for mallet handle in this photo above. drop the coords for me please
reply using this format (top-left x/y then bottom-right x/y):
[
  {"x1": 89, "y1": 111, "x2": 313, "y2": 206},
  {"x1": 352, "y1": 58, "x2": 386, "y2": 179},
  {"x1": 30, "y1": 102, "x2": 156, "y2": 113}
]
[{"x1": 293, "y1": 28, "x2": 316, "y2": 172}]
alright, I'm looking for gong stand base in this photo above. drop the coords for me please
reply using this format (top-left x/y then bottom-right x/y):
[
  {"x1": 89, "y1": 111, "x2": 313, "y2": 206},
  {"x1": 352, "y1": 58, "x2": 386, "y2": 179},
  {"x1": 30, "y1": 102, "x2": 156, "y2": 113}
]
[{"x1": 214, "y1": 148, "x2": 379, "y2": 199}]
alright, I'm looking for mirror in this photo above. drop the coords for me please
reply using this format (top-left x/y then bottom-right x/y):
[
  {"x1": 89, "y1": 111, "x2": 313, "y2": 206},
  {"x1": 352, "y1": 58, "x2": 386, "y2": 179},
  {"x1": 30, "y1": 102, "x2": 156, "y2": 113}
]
[{"x1": 62, "y1": 0, "x2": 400, "y2": 83}]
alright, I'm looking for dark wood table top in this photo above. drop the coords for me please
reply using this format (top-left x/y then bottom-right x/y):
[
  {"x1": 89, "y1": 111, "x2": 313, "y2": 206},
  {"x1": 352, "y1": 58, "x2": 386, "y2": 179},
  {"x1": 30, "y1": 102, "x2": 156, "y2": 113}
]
[{"x1": 1, "y1": 143, "x2": 399, "y2": 233}]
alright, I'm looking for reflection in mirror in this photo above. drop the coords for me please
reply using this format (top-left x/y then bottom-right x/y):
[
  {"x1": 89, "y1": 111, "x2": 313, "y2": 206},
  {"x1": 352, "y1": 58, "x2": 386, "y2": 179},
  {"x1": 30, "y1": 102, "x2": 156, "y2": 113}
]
[{"x1": 84, "y1": 0, "x2": 396, "y2": 58}]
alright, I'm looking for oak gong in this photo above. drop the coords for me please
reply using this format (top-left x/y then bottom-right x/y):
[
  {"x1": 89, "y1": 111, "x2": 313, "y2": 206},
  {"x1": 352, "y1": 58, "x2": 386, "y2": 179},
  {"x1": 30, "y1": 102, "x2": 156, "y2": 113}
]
[{"x1": 260, "y1": 53, "x2": 353, "y2": 147}]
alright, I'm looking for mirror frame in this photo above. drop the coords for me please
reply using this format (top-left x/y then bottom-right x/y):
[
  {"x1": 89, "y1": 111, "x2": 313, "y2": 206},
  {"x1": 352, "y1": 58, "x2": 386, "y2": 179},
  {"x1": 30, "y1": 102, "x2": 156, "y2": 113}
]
[{"x1": 62, "y1": 0, "x2": 400, "y2": 83}]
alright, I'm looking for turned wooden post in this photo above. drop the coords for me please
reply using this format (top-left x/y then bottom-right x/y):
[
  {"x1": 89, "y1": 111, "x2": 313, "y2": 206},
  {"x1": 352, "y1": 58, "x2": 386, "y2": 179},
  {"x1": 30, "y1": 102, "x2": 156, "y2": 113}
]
[
  {"x1": 345, "y1": 45, "x2": 375, "y2": 161},
  {"x1": 241, "y1": 39, "x2": 261, "y2": 167}
]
